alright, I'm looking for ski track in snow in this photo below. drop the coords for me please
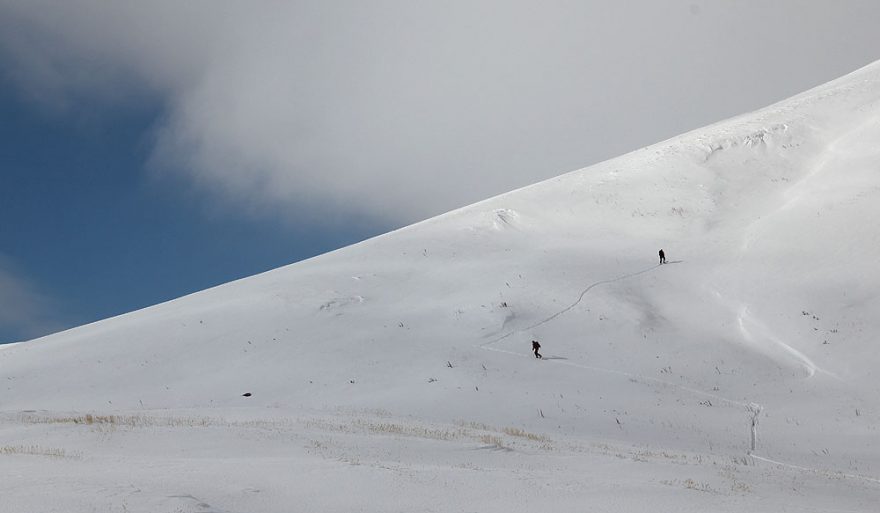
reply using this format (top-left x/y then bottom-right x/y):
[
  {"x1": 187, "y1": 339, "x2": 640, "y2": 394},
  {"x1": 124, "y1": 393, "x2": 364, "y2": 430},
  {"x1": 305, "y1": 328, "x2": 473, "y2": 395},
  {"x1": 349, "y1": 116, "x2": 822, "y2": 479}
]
[
  {"x1": 477, "y1": 262, "x2": 751, "y2": 409},
  {"x1": 736, "y1": 306, "x2": 840, "y2": 379},
  {"x1": 482, "y1": 263, "x2": 662, "y2": 345},
  {"x1": 750, "y1": 454, "x2": 880, "y2": 486},
  {"x1": 475, "y1": 263, "x2": 880, "y2": 486}
]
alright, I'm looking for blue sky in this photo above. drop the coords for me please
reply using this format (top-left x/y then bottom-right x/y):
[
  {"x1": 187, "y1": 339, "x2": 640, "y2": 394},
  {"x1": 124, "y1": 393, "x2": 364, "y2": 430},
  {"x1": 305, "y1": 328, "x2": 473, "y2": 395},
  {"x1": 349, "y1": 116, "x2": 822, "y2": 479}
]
[
  {"x1": 0, "y1": 77, "x2": 385, "y2": 342},
  {"x1": 2, "y1": 1, "x2": 880, "y2": 343}
]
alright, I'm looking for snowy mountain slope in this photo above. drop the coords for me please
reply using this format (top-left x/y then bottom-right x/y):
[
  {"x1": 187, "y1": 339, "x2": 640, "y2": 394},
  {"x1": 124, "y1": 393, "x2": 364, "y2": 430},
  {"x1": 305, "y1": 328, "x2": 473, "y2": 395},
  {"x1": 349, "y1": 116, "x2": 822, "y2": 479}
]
[{"x1": 2, "y1": 62, "x2": 880, "y2": 512}]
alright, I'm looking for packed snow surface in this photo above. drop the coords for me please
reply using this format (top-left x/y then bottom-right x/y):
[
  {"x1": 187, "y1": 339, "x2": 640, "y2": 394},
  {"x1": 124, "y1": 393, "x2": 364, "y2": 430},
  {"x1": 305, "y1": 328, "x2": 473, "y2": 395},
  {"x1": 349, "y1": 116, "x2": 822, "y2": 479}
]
[{"x1": 3, "y1": 62, "x2": 880, "y2": 512}]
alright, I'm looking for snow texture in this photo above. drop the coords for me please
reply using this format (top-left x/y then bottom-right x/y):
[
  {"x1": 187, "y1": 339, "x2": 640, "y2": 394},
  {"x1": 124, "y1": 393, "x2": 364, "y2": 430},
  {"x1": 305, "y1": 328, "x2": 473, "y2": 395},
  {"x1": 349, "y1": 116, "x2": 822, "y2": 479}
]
[{"x1": 3, "y1": 61, "x2": 880, "y2": 512}]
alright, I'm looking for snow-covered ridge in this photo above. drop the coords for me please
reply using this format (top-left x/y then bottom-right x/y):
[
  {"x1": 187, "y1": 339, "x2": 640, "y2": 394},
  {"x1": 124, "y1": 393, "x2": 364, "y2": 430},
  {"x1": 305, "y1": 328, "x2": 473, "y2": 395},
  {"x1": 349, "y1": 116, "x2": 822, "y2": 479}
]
[{"x1": 3, "y1": 61, "x2": 880, "y2": 512}]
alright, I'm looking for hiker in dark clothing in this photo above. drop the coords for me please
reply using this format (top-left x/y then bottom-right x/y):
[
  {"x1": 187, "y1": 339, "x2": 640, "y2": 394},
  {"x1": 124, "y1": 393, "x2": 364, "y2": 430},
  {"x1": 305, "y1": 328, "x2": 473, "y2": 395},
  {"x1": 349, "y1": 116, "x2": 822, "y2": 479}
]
[
  {"x1": 532, "y1": 340, "x2": 542, "y2": 359},
  {"x1": 659, "y1": 249, "x2": 666, "y2": 264}
]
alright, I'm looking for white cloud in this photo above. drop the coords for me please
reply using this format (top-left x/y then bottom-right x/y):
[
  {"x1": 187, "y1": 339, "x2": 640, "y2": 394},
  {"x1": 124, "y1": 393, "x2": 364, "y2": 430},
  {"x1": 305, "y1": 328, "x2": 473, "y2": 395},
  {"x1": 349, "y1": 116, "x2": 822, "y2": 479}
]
[{"x1": 2, "y1": 1, "x2": 880, "y2": 225}]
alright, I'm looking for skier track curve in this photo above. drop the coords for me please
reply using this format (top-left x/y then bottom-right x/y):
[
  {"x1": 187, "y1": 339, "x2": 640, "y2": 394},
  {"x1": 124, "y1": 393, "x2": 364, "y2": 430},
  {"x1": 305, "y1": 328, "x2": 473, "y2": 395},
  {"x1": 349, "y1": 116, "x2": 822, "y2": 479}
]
[
  {"x1": 473, "y1": 262, "x2": 879, "y2": 486},
  {"x1": 480, "y1": 263, "x2": 661, "y2": 348},
  {"x1": 474, "y1": 261, "x2": 749, "y2": 406}
]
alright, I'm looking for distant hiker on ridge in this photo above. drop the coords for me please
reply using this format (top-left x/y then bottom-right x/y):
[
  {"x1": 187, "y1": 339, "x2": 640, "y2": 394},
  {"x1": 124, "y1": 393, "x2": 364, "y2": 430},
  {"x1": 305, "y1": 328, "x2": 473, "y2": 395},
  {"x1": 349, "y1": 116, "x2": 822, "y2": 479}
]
[
  {"x1": 532, "y1": 340, "x2": 542, "y2": 359},
  {"x1": 659, "y1": 249, "x2": 666, "y2": 264}
]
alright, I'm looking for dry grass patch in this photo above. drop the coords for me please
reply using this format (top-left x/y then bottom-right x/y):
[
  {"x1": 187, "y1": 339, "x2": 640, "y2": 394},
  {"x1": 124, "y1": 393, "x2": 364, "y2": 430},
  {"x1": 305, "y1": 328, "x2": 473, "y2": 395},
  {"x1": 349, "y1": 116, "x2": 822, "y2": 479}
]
[
  {"x1": 17, "y1": 412, "x2": 291, "y2": 431},
  {"x1": 0, "y1": 445, "x2": 80, "y2": 459},
  {"x1": 20, "y1": 413, "x2": 219, "y2": 428},
  {"x1": 501, "y1": 426, "x2": 549, "y2": 442}
]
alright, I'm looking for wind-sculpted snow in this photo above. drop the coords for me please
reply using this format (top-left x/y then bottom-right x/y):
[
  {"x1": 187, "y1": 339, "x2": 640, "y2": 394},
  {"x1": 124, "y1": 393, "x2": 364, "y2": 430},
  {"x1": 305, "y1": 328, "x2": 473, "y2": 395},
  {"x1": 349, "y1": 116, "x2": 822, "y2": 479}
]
[{"x1": 3, "y1": 61, "x2": 880, "y2": 512}]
